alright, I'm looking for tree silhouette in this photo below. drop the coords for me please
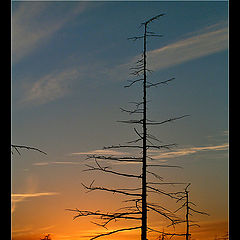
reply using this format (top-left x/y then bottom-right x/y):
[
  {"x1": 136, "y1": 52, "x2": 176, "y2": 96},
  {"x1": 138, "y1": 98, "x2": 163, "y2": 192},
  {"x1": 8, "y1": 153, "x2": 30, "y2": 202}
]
[
  {"x1": 171, "y1": 183, "x2": 209, "y2": 240},
  {"x1": 67, "y1": 14, "x2": 192, "y2": 240},
  {"x1": 40, "y1": 234, "x2": 51, "y2": 240}
]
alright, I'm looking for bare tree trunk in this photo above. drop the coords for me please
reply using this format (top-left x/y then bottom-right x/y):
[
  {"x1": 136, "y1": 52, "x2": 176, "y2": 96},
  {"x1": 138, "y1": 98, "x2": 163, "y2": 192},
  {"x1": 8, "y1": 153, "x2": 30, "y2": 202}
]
[
  {"x1": 141, "y1": 23, "x2": 147, "y2": 240},
  {"x1": 186, "y1": 189, "x2": 189, "y2": 240}
]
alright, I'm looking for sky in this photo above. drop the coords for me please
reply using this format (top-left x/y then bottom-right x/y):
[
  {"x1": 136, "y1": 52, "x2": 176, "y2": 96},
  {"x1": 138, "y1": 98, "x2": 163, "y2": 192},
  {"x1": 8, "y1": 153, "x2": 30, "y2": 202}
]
[{"x1": 12, "y1": 1, "x2": 228, "y2": 240}]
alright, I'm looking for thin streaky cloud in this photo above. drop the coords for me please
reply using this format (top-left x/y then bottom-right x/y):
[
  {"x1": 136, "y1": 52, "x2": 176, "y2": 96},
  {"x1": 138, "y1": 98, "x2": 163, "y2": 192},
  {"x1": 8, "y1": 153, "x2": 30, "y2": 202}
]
[
  {"x1": 12, "y1": 224, "x2": 56, "y2": 235},
  {"x1": 32, "y1": 162, "x2": 50, "y2": 166},
  {"x1": 33, "y1": 161, "x2": 81, "y2": 166},
  {"x1": 112, "y1": 21, "x2": 228, "y2": 80},
  {"x1": 71, "y1": 149, "x2": 129, "y2": 156},
  {"x1": 18, "y1": 61, "x2": 101, "y2": 107},
  {"x1": 150, "y1": 143, "x2": 228, "y2": 160},
  {"x1": 12, "y1": 192, "x2": 60, "y2": 199},
  {"x1": 18, "y1": 60, "x2": 109, "y2": 107},
  {"x1": 146, "y1": 23, "x2": 227, "y2": 71},
  {"x1": 19, "y1": 21, "x2": 228, "y2": 107},
  {"x1": 12, "y1": 2, "x2": 90, "y2": 63},
  {"x1": 52, "y1": 161, "x2": 80, "y2": 165},
  {"x1": 11, "y1": 192, "x2": 59, "y2": 213},
  {"x1": 21, "y1": 68, "x2": 79, "y2": 106},
  {"x1": 69, "y1": 143, "x2": 228, "y2": 165}
]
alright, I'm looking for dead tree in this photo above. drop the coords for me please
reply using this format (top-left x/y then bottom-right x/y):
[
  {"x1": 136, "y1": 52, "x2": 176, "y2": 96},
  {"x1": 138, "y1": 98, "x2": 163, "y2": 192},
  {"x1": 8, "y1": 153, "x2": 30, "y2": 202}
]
[
  {"x1": 67, "y1": 14, "x2": 189, "y2": 240},
  {"x1": 173, "y1": 183, "x2": 209, "y2": 240}
]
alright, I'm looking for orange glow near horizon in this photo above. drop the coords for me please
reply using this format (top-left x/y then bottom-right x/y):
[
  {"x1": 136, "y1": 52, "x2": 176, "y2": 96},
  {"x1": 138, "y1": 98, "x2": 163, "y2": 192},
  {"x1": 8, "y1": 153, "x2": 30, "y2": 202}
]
[
  {"x1": 12, "y1": 219, "x2": 228, "y2": 240},
  {"x1": 11, "y1": 159, "x2": 228, "y2": 240},
  {"x1": 11, "y1": 166, "x2": 228, "y2": 240},
  {"x1": 12, "y1": 193, "x2": 228, "y2": 240}
]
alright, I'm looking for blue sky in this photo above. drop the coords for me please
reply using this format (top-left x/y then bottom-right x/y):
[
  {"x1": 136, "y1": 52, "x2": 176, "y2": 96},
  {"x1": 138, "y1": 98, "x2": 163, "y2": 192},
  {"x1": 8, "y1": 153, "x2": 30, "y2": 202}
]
[{"x1": 12, "y1": 1, "x2": 228, "y2": 239}]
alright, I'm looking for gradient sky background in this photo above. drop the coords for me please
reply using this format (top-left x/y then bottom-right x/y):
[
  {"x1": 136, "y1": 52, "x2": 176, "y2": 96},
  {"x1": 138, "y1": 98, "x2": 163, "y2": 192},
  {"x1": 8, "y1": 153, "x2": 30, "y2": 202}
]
[{"x1": 12, "y1": 1, "x2": 228, "y2": 240}]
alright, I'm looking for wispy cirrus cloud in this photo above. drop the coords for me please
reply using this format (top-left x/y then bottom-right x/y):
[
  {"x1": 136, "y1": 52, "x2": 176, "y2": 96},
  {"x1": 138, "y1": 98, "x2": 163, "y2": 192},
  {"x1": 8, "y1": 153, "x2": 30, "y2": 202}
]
[
  {"x1": 12, "y1": 192, "x2": 59, "y2": 213},
  {"x1": 71, "y1": 149, "x2": 128, "y2": 156},
  {"x1": 149, "y1": 143, "x2": 228, "y2": 160},
  {"x1": 12, "y1": 2, "x2": 90, "y2": 63},
  {"x1": 18, "y1": 20, "x2": 228, "y2": 107},
  {"x1": 32, "y1": 143, "x2": 228, "y2": 168},
  {"x1": 32, "y1": 151, "x2": 132, "y2": 167},
  {"x1": 33, "y1": 161, "x2": 81, "y2": 166},
  {"x1": 71, "y1": 143, "x2": 228, "y2": 159},
  {"x1": 69, "y1": 143, "x2": 228, "y2": 164},
  {"x1": 111, "y1": 21, "x2": 228, "y2": 80},
  {"x1": 19, "y1": 60, "x2": 103, "y2": 106},
  {"x1": 21, "y1": 68, "x2": 79, "y2": 105},
  {"x1": 148, "y1": 23, "x2": 228, "y2": 71}
]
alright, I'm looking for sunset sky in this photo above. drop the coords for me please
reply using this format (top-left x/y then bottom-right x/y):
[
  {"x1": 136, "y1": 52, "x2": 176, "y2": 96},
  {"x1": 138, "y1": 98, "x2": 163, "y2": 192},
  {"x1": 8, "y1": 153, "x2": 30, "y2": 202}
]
[{"x1": 12, "y1": 1, "x2": 228, "y2": 240}]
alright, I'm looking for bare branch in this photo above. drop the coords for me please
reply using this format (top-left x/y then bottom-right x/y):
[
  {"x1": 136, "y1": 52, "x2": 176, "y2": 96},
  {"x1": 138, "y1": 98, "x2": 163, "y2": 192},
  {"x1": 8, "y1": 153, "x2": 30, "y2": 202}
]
[
  {"x1": 185, "y1": 183, "x2": 191, "y2": 192},
  {"x1": 66, "y1": 208, "x2": 142, "y2": 227},
  {"x1": 11, "y1": 144, "x2": 47, "y2": 155},
  {"x1": 127, "y1": 36, "x2": 144, "y2": 41},
  {"x1": 147, "y1": 186, "x2": 179, "y2": 200},
  {"x1": 147, "y1": 227, "x2": 186, "y2": 237},
  {"x1": 146, "y1": 133, "x2": 162, "y2": 143},
  {"x1": 124, "y1": 78, "x2": 144, "y2": 88},
  {"x1": 117, "y1": 119, "x2": 143, "y2": 124},
  {"x1": 147, "y1": 202, "x2": 172, "y2": 213},
  {"x1": 148, "y1": 182, "x2": 187, "y2": 186},
  {"x1": 130, "y1": 64, "x2": 144, "y2": 70},
  {"x1": 146, "y1": 115, "x2": 190, "y2": 125},
  {"x1": 134, "y1": 128, "x2": 143, "y2": 139},
  {"x1": 188, "y1": 207, "x2": 210, "y2": 216},
  {"x1": 146, "y1": 171, "x2": 163, "y2": 181},
  {"x1": 90, "y1": 226, "x2": 141, "y2": 240},
  {"x1": 147, "y1": 164, "x2": 182, "y2": 169},
  {"x1": 128, "y1": 101, "x2": 145, "y2": 107},
  {"x1": 146, "y1": 34, "x2": 163, "y2": 38},
  {"x1": 84, "y1": 159, "x2": 142, "y2": 179},
  {"x1": 87, "y1": 155, "x2": 142, "y2": 163},
  {"x1": 189, "y1": 223, "x2": 201, "y2": 228},
  {"x1": 176, "y1": 195, "x2": 187, "y2": 203},
  {"x1": 126, "y1": 138, "x2": 142, "y2": 144},
  {"x1": 103, "y1": 144, "x2": 143, "y2": 149},
  {"x1": 120, "y1": 107, "x2": 144, "y2": 115},
  {"x1": 81, "y1": 183, "x2": 142, "y2": 197},
  {"x1": 130, "y1": 68, "x2": 153, "y2": 77},
  {"x1": 146, "y1": 143, "x2": 177, "y2": 150},
  {"x1": 146, "y1": 77, "x2": 175, "y2": 88},
  {"x1": 142, "y1": 13, "x2": 166, "y2": 25},
  {"x1": 147, "y1": 205, "x2": 177, "y2": 225},
  {"x1": 174, "y1": 202, "x2": 187, "y2": 213}
]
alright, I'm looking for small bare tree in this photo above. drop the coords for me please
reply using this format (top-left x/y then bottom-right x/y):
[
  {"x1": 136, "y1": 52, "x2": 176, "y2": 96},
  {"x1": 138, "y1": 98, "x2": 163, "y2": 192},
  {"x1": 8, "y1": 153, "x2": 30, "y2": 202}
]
[{"x1": 172, "y1": 183, "x2": 209, "y2": 240}]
